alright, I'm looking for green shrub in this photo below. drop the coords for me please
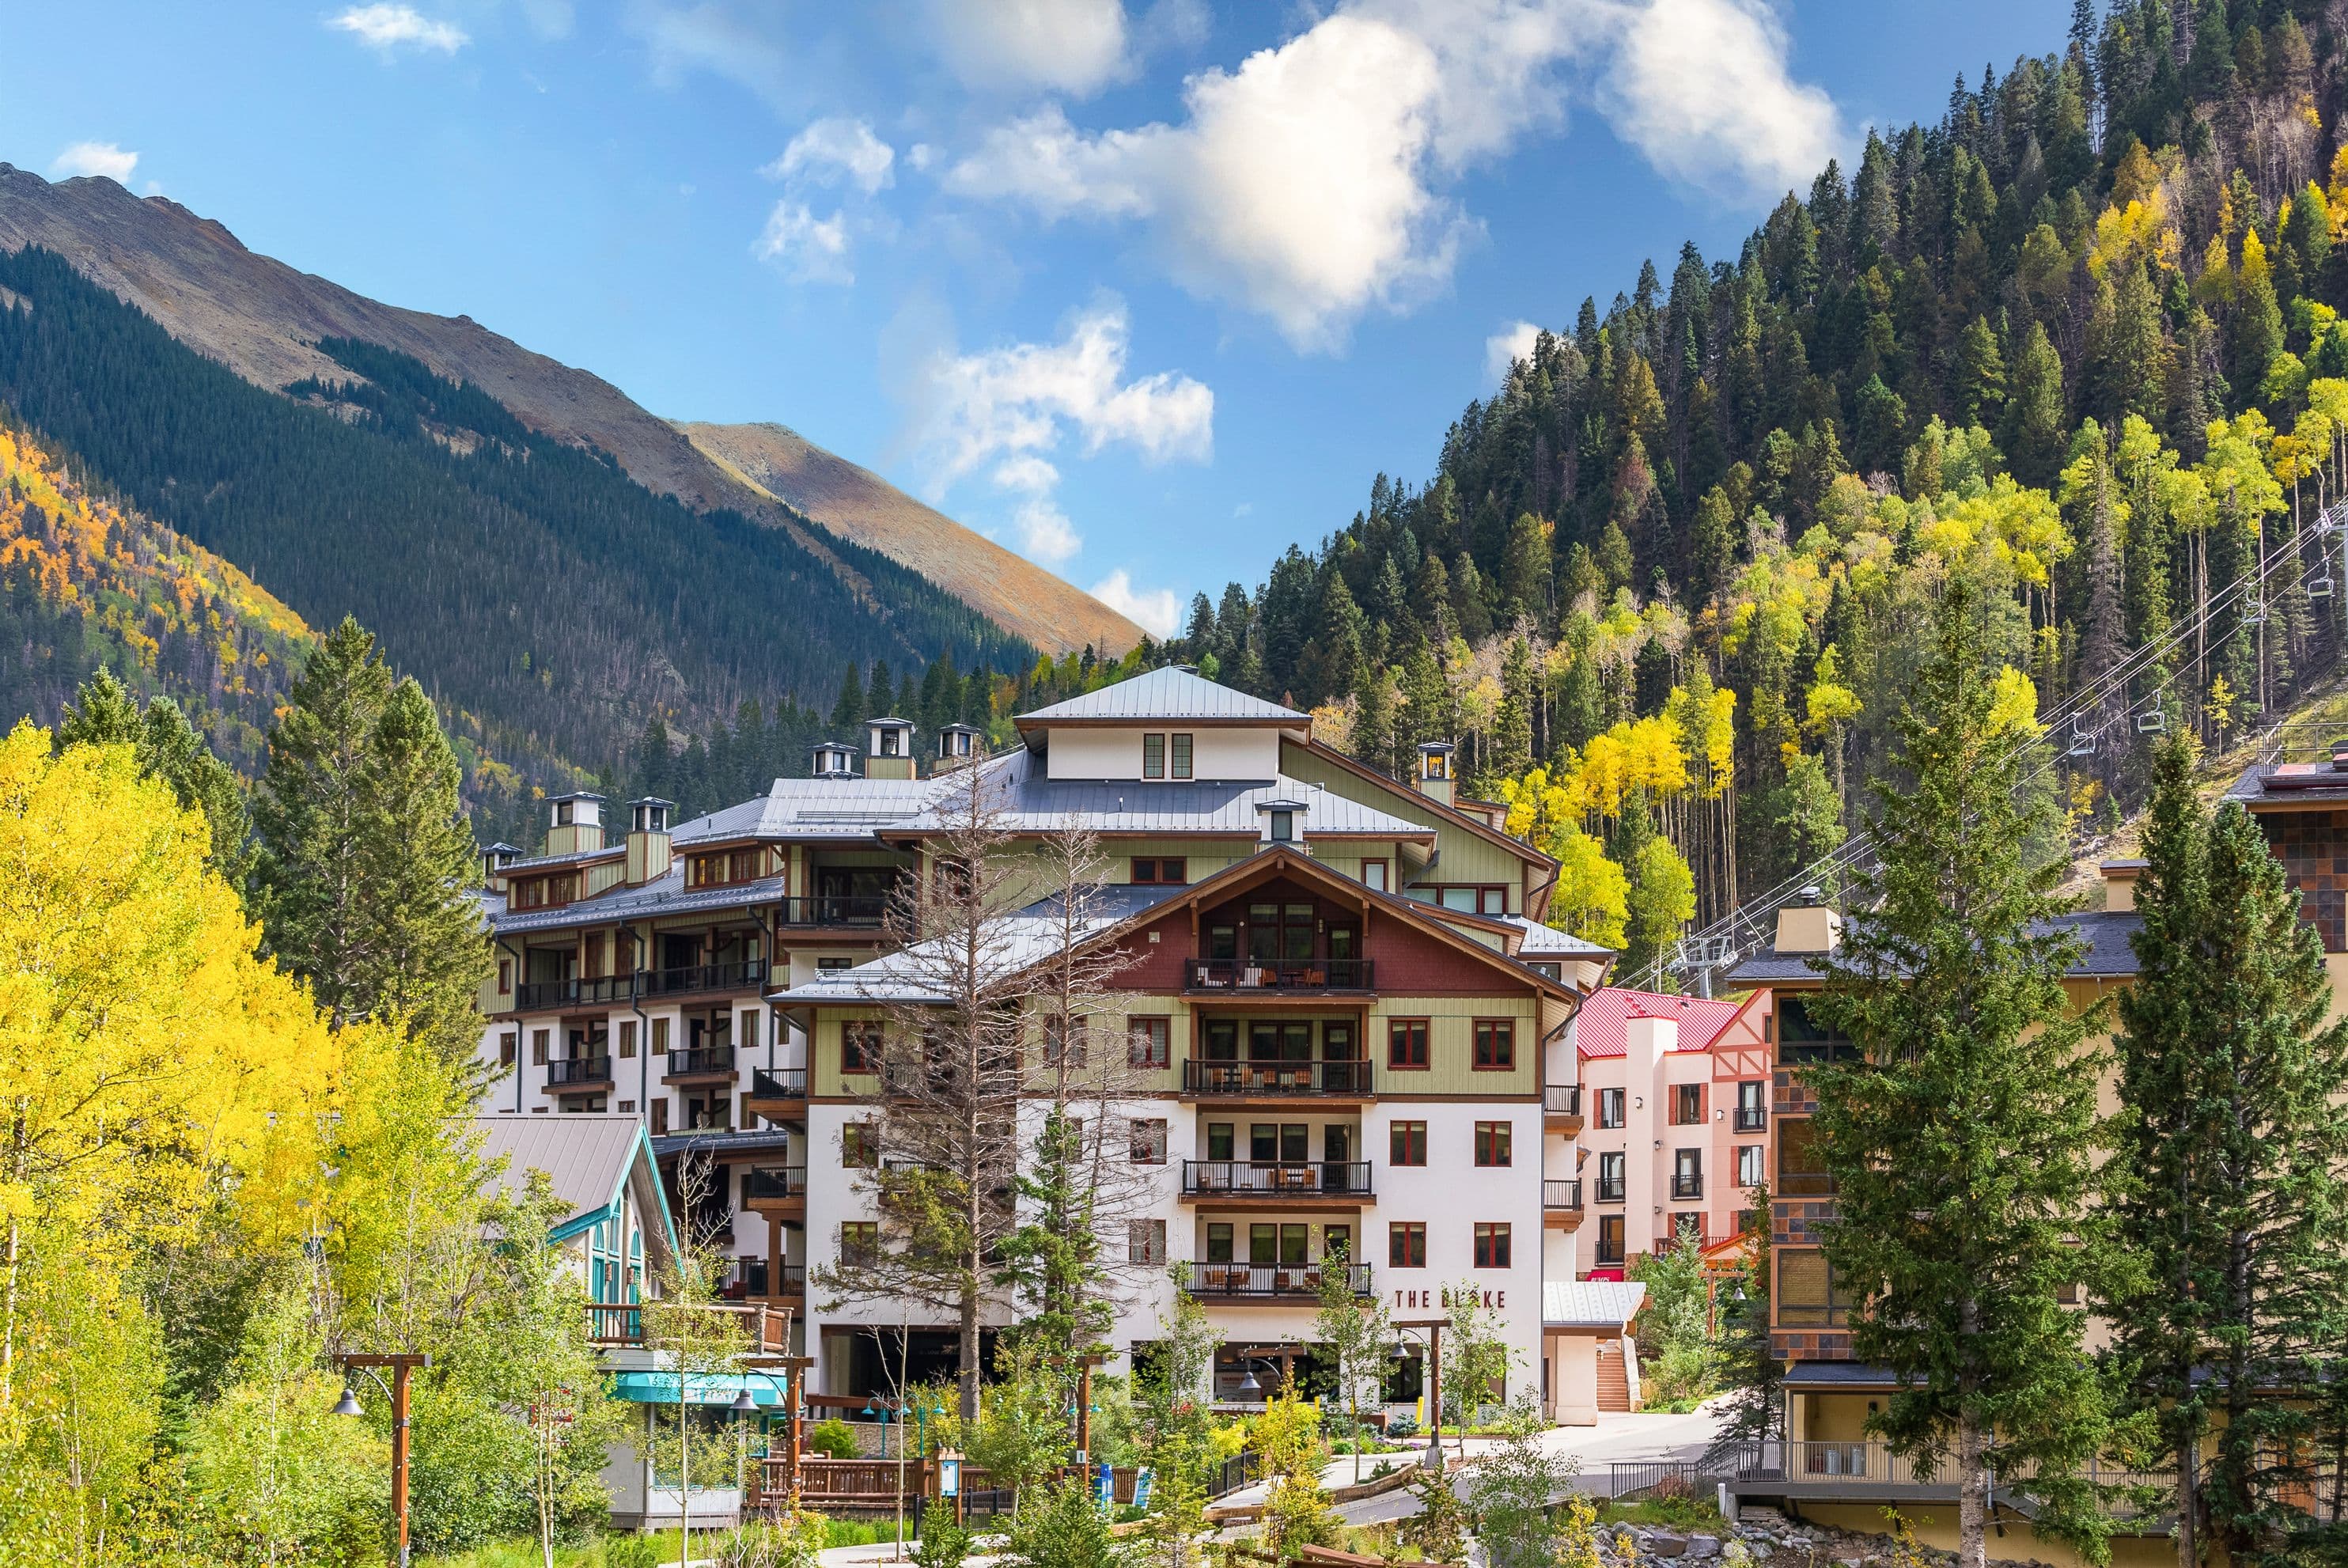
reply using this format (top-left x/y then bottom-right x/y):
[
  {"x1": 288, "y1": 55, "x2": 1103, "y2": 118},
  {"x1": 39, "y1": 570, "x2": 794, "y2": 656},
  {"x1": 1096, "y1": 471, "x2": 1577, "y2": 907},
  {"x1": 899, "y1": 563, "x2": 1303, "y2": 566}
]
[
  {"x1": 807, "y1": 1418, "x2": 862, "y2": 1460},
  {"x1": 604, "y1": 1536, "x2": 665, "y2": 1568}
]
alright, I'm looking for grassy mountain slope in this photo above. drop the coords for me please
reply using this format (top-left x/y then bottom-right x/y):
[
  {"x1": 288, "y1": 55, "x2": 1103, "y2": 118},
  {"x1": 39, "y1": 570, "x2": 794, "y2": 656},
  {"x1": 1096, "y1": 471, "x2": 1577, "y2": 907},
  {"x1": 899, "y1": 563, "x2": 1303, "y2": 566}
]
[
  {"x1": 0, "y1": 246, "x2": 1028, "y2": 782},
  {"x1": 676, "y1": 419, "x2": 1142, "y2": 655},
  {"x1": 0, "y1": 163, "x2": 1137, "y2": 655}
]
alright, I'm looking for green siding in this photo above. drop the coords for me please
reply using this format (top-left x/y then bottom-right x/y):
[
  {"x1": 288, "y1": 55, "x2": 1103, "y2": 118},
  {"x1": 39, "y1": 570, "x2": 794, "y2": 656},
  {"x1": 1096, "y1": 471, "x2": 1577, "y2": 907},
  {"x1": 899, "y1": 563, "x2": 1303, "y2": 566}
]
[{"x1": 1370, "y1": 996, "x2": 1537, "y2": 1096}]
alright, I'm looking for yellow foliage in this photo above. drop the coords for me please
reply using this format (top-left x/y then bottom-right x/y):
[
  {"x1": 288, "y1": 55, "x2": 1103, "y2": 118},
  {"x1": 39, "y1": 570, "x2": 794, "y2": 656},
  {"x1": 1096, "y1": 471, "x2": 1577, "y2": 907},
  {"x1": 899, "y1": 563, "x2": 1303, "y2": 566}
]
[
  {"x1": 2242, "y1": 225, "x2": 2272, "y2": 290},
  {"x1": 2086, "y1": 191, "x2": 2179, "y2": 279},
  {"x1": 2327, "y1": 144, "x2": 2348, "y2": 240},
  {"x1": 1987, "y1": 667, "x2": 2043, "y2": 738}
]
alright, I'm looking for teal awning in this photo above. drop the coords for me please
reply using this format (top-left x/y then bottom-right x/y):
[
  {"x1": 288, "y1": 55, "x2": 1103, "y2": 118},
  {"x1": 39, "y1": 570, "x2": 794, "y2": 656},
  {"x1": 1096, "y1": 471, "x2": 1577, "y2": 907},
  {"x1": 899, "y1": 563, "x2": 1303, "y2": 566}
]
[{"x1": 611, "y1": 1372, "x2": 788, "y2": 1407}]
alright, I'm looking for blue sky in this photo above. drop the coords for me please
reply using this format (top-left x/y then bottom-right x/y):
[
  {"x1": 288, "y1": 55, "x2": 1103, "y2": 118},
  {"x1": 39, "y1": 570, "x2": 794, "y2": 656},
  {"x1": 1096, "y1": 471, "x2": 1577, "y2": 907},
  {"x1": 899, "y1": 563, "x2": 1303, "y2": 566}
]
[{"x1": 6, "y1": 0, "x2": 2058, "y2": 638}]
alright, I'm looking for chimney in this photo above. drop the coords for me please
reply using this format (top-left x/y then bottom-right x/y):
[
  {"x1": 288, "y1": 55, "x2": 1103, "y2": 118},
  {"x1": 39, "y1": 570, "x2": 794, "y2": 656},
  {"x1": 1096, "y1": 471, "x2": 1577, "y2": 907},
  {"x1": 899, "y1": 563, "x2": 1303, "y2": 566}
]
[
  {"x1": 810, "y1": 740, "x2": 859, "y2": 780},
  {"x1": 2100, "y1": 858, "x2": 2149, "y2": 913},
  {"x1": 627, "y1": 797, "x2": 675, "y2": 886},
  {"x1": 1414, "y1": 741, "x2": 1456, "y2": 806},
  {"x1": 865, "y1": 717, "x2": 918, "y2": 780},
  {"x1": 543, "y1": 792, "x2": 605, "y2": 856},
  {"x1": 1774, "y1": 885, "x2": 1842, "y2": 954},
  {"x1": 481, "y1": 842, "x2": 521, "y2": 886},
  {"x1": 937, "y1": 722, "x2": 982, "y2": 766}
]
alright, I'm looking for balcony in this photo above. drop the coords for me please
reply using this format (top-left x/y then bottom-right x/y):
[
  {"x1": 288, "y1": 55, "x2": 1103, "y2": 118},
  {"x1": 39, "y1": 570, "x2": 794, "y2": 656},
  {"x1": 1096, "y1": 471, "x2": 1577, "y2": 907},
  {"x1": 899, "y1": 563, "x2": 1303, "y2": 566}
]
[
  {"x1": 1735, "y1": 1106, "x2": 1768, "y2": 1133},
  {"x1": 744, "y1": 1066, "x2": 809, "y2": 1125},
  {"x1": 638, "y1": 957, "x2": 767, "y2": 1000},
  {"x1": 546, "y1": 1055, "x2": 613, "y2": 1092},
  {"x1": 1543, "y1": 1083, "x2": 1582, "y2": 1118},
  {"x1": 1724, "y1": 1441, "x2": 2169, "y2": 1513},
  {"x1": 1186, "y1": 958, "x2": 1374, "y2": 993},
  {"x1": 1184, "y1": 1262, "x2": 1371, "y2": 1301},
  {"x1": 1181, "y1": 1059, "x2": 1374, "y2": 1098},
  {"x1": 514, "y1": 973, "x2": 634, "y2": 1012},
  {"x1": 666, "y1": 1045, "x2": 738, "y2": 1081},
  {"x1": 777, "y1": 894, "x2": 891, "y2": 928},
  {"x1": 585, "y1": 1300, "x2": 791, "y2": 1351},
  {"x1": 744, "y1": 1167, "x2": 808, "y2": 1204},
  {"x1": 1543, "y1": 1178, "x2": 1585, "y2": 1232},
  {"x1": 1594, "y1": 1176, "x2": 1627, "y2": 1204},
  {"x1": 1672, "y1": 1172, "x2": 1705, "y2": 1201},
  {"x1": 1180, "y1": 1161, "x2": 1373, "y2": 1199},
  {"x1": 722, "y1": 1259, "x2": 806, "y2": 1300}
]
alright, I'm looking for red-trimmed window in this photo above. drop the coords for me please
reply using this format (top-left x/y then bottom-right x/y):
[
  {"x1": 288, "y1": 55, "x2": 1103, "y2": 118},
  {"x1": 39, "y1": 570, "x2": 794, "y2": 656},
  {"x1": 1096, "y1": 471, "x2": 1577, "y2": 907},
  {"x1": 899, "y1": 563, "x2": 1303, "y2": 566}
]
[
  {"x1": 1472, "y1": 1020, "x2": 1515, "y2": 1070},
  {"x1": 1474, "y1": 1222, "x2": 1513, "y2": 1268},
  {"x1": 1388, "y1": 1222, "x2": 1426, "y2": 1268},
  {"x1": 1474, "y1": 1121, "x2": 1512, "y2": 1167},
  {"x1": 1388, "y1": 1019, "x2": 1430, "y2": 1069}
]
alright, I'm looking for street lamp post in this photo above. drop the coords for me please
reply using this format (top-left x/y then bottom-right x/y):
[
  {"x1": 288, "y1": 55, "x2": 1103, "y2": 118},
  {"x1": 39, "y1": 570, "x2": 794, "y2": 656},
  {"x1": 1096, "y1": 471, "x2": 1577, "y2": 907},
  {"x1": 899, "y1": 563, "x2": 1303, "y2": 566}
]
[
  {"x1": 864, "y1": 1399, "x2": 906, "y2": 1561},
  {"x1": 1392, "y1": 1319, "x2": 1446, "y2": 1470},
  {"x1": 334, "y1": 1352, "x2": 432, "y2": 1568}
]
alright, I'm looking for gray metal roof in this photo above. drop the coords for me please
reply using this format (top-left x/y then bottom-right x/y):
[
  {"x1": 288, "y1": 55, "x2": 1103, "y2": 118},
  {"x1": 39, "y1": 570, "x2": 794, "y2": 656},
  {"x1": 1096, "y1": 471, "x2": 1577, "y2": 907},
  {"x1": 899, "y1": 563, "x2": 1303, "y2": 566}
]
[
  {"x1": 673, "y1": 775, "x2": 941, "y2": 845},
  {"x1": 889, "y1": 747, "x2": 1427, "y2": 837},
  {"x1": 468, "y1": 1112, "x2": 673, "y2": 1266},
  {"x1": 502, "y1": 844, "x2": 626, "y2": 872},
  {"x1": 771, "y1": 884, "x2": 1189, "y2": 1005},
  {"x1": 1502, "y1": 915, "x2": 1613, "y2": 957},
  {"x1": 651, "y1": 1127, "x2": 797, "y2": 1159},
  {"x1": 1723, "y1": 909, "x2": 2146, "y2": 985},
  {"x1": 1543, "y1": 1279, "x2": 1648, "y2": 1328},
  {"x1": 487, "y1": 867, "x2": 793, "y2": 936},
  {"x1": 1017, "y1": 666, "x2": 1306, "y2": 724}
]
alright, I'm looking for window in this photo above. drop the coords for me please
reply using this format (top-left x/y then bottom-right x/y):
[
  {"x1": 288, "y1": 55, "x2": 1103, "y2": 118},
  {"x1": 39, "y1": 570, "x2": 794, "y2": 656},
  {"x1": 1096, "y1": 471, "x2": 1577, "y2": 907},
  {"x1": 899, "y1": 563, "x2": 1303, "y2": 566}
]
[
  {"x1": 1671, "y1": 1084, "x2": 1706, "y2": 1125},
  {"x1": 1596, "y1": 1152, "x2": 1626, "y2": 1203},
  {"x1": 617, "y1": 1099, "x2": 635, "y2": 1114},
  {"x1": 1252, "y1": 1123, "x2": 1308, "y2": 1162},
  {"x1": 1130, "y1": 858, "x2": 1187, "y2": 886},
  {"x1": 1389, "y1": 1121, "x2": 1427, "y2": 1167},
  {"x1": 1775, "y1": 994, "x2": 1857, "y2": 1065},
  {"x1": 1130, "y1": 1219, "x2": 1167, "y2": 1265},
  {"x1": 1043, "y1": 1015, "x2": 1088, "y2": 1067},
  {"x1": 1130, "y1": 1119, "x2": 1168, "y2": 1165},
  {"x1": 532, "y1": 1028, "x2": 550, "y2": 1066},
  {"x1": 1736, "y1": 1079, "x2": 1768, "y2": 1132},
  {"x1": 1474, "y1": 1121, "x2": 1513, "y2": 1167},
  {"x1": 1736, "y1": 1144, "x2": 1766, "y2": 1187},
  {"x1": 1143, "y1": 733, "x2": 1166, "y2": 778},
  {"x1": 652, "y1": 1018, "x2": 670, "y2": 1054},
  {"x1": 1596, "y1": 1215, "x2": 1626, "y2": 1266},
  {"x1": 618, "y1": 1020, "x2": 638, "y2": 1059},
  {"x1": 1479, "y1": 888, "x2": 1506, "y2": 916},
  {"x1": 1206, "y1": 1122, "x2": 1235, "y2": 1161},
  {"x1": 1776, "y1": 1248, "x2": 1850, "y2": 1326},
  {"x1": 740, "y1": 1011, "x2": 761, "y2": 1051},
  {"x1": 843, "y1": 1021, "x2": 881, "y2": 1073},
  {"x1": 1473, "y1": 1222, "x2": 1513, "y2": 1268},
  {"x1": 1389, "y1": 1222, "x2": 1426, "y2": 1267},
  {"x1": 1252, "y1": 1222, "x2": 1308, "y2": 1265},
  {"x1": 1388, "y1": 1019, "x2": 1430, "y2": 1070},
  {"x1": 649, "y1": 1099, "x2": 669, "y2": 1135},
  {"x1": 1361, "y1": 858, "x2": 1388, "y2": 892},
  {"x1": 1672, "y1": 1148, "x2": 1703, "y2": 1199},
  {"x1": 1269, "y1": 809, "x2": 1294, "y2": 842},
  {"x1": 499, "y1": 1032, "x2": 517, "y2": 1069},
  {"x1": 1206, "y1": 1223, "x2": 1235, "y2": 1263},
  {"x1": 1472, "y1": 1019, "x2": 1515, "y2": 1070},
  {"x1": 1324, "y1": 1224, "x2": 1351, "y2": 1263},
  {"x1": 1171, "y1": 733, "x2": 1194, "y2": 779},
  {"x1": 1777, "y1": 1117, "x2": 1835, "y2": 1195},
  {"x1": 840, "y1": 1222, "x2": 880, "y2": 1267},
  {"x1": 817, "y1": 956, "x2": 853, "y2": 972},
  {"x1": 843, "y1": 1122, "x2": 877, "y2": 1168},
  {"x1": 1127, "y1": 1016, "x2": 1172, "y2": 1068},
  {"x1": 1596, "y1": 1087, "x2": 1624, "y2": 1128},
  {"x1": 498, "y1": 958, "x2": 512, "y2": 991}
]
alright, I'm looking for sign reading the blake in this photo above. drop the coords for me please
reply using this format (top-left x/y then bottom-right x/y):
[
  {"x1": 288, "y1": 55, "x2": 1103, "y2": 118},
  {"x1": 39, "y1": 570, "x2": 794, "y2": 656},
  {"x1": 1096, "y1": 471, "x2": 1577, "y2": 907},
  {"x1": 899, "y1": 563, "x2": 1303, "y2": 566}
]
[{"x1": 1392, "y1": 1288, "x2": 1506, "y2": 1311}]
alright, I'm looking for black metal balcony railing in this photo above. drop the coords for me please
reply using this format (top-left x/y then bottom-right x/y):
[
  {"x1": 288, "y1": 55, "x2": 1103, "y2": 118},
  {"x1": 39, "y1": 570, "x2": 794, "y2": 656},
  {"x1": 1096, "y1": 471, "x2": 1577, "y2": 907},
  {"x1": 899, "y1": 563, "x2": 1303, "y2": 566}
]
[
  {"x1": 1595, "y1": 1175, "x2": 1627, "y2": 1203},
  {"x1": 1543, "y1": 1178, "x2": 1584, "y2": 1210},
  {"x1": 744, "y1": 1167, "x2": 808, "y2": 1202},
  {"x1": 515, "y1": 973, "x2": 635, "y2": 1011},
  {"x1": 1595, "y1": 1241, "x2": 1627, "y2": 1267},
  {"x1": 777, "y1": 895, "x2": 891, "y2": 928},
  {"x1": 666, "y1": 1045, "x2": 737, "y2": 1078},
  {"x1": 1187, "y1": 958, "x2": 1374, "y2": 991},
  {"x1": 772, "y1": 1262, "x2": 808, "y2": 1296},
  {"x1": 1181, "y1": 1161, "x2": 1373, "y2": 1197},
  {"x1": 547, "y1": 1055, "x2": 613, "y2": 1088},
  {"x1": 1672, "y1": 1172, "x2": 1705, "y2": 1200},
  {"x1": 1543, "y1": 1083, "x2": 1582, "y2": 1115},
  {"x1": 1734, "y1": 1106, "x2": 1768, "y2": 1133},
  {"x1": 750, "y1": 1066, "x2": 809, "y2": 1100},
  {"x1": 1184, "y1": 1262, "x2": 1372, "y2": 1299},
  {"x1": 1182, "y1": 1059, "x2": 1373, "y2": 1096},
  {"x1": 639, "y1": 957, "x2": 767, "y2": 1000}
]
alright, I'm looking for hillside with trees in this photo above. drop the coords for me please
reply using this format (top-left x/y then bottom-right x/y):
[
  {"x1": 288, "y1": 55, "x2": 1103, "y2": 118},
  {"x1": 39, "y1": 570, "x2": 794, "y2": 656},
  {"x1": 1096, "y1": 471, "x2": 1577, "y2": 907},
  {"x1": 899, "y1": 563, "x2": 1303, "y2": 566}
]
[{"x1": 1121, "y1": 0, "x2": 2348, "y2": 975}]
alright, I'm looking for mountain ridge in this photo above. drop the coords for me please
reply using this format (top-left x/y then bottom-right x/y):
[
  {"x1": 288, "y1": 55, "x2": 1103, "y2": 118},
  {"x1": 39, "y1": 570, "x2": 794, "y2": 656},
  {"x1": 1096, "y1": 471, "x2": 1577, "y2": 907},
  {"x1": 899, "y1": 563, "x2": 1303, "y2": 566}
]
[{"x1": 0, "y1": 165, "x2": 1142, "y2": 657}]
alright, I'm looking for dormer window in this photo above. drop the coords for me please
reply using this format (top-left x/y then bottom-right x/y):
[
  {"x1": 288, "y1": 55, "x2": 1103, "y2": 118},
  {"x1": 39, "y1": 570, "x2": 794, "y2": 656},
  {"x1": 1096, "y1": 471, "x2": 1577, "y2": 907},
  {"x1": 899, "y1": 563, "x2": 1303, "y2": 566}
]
[
  {"x1": 1143, "y1": 733, "x2": 1165, "y2": 779},
  {"x1": 880, "y1": 729, "x2": 901, "y2": 757},
  {"x1": 1171, "y1": 733, "x2": 1193, "y2": 779},
  {"x1": 1270, "y1": 810, "x2": 1294, "y2": 842}
]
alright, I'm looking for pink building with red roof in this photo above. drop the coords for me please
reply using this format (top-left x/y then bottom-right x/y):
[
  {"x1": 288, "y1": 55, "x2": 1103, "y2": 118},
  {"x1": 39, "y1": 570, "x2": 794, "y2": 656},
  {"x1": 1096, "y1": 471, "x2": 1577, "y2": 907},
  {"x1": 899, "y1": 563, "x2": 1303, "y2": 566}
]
[{"x1": 1544, "y1": 987, "x2": 1771, "y2": 1282}]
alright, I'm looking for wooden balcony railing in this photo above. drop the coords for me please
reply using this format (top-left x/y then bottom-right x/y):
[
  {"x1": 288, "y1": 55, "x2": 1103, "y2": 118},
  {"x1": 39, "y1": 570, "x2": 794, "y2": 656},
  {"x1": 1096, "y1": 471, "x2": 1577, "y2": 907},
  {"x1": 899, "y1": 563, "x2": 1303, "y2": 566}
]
[
  {"x1": 1186, "y1": 959, "x2": 1374, "y2": 991},
  {"x1": 1182, "y1": 1059, "x2": 1373, "y2": 1096},
  {"x1": 1180, "y1": 1161, "x2": 1373, "y2": 1198},
  {"x1": 1184, "y1": 1262, "x2": 1371, "y2": 1300}
]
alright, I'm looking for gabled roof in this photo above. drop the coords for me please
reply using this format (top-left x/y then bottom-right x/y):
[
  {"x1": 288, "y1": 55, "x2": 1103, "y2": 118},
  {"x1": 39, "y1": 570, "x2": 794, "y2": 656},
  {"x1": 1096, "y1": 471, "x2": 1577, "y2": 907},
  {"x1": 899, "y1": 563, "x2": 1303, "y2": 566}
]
[
  {"x1": 1502, "y1": 915, "x2": 1613, "y2": 958},
  {"x1": 1575, "y1": 987, "x2": 1742, "y2": 1059},
  {"x1": 1286, "y1": 737, "x2": 1557, "y2": 877},
  {"x1": 1016, "y1": 666, "x2": 1306, "y2": 725},
  {"x1": 469, "y1": 1113, "x2": 676, "y2": 1270},
  {"x1": 882, "y1": 746, "x2": 1431, "y2": 838}
]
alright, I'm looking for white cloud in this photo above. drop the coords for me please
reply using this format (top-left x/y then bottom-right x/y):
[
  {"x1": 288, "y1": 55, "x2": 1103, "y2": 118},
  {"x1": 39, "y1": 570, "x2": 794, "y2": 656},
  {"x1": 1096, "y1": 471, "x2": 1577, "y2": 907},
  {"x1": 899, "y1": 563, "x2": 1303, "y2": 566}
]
[
  {"x1": 628, "y1": 2, "x2": 792, "y2": 104},
  {"x1": 1595, "y1": 0, "x2": 1841, "y2": 200},
  {"x1": 1089, "y1": 569, "x2": 1183, "y2": 637},
  {"x1": 754, "y1": 202, "x2": 854, "y2": 285},
  {"x1": 906, "y1": 300, "x2": 1212, "y2": 573},
  {"x1": 767, "y1": 118, "x2": 896, "y2": 193},
  {"x1": 329, "y1": 3, "x2": 470, "y2": 54},
  {"x1": 1485, "y1": 320, "x2": 1543, "y2": 387},
  {"x1": 946, "y1": 0, "x2": 1843, "y2": 347},
  {"x1": 931, "y1": 0, "x2": 1131, "y2": 96},
  {"x1": 49, "y1": 142, "x2": 138, "y2": 182}
]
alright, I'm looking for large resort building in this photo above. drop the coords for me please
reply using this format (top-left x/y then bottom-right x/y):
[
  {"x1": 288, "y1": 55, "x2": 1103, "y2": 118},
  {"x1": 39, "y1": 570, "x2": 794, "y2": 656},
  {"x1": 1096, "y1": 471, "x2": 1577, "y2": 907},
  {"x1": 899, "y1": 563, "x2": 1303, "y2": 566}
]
[{"x1": 471, "y1": 667, "x2": 1689, "y2": 1422}]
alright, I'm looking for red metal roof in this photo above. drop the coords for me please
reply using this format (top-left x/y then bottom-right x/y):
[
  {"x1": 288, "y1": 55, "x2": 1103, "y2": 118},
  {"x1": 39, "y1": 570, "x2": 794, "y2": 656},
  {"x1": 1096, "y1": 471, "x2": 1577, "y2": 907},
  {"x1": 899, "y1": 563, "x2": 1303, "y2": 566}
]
[{"x1": 1574, "y1": 986, "x2": 1741, "y2": 1059}]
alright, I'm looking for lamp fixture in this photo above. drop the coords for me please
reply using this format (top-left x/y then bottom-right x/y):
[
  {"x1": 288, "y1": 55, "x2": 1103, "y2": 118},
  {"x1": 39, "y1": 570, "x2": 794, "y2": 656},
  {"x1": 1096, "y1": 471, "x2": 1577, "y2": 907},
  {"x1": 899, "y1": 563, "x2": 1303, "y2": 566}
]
[{"x1": 331, "y1": 1386, "x2": 364, "y2": 1418}]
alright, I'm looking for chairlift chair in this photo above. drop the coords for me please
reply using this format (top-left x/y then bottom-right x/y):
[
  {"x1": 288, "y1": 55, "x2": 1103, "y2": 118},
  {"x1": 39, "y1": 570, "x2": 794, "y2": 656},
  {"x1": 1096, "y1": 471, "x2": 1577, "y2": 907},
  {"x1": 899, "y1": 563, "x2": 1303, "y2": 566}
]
[
  {"x1": 2308, "y1": 574, "x2": 2335, "y2": 599},
  {"x1": 2244, "y1": 600, "x2": 2269, "y2": 626},
  {"x1": 2067, "y1": 718, "x2": 2096, "y2": 758},
  {"x1": 2137, "y1": 708, "x2": 2167, "y2": 734}
]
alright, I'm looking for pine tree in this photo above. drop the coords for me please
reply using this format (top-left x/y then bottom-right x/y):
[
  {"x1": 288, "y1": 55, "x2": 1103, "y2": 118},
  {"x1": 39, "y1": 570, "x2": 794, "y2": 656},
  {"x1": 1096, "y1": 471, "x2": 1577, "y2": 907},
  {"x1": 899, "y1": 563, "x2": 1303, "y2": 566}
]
[
  {"x1": 831, "y1": 663, "x2": 865, "y2": 736},
  {"x1": 1706, "y1": 1184, "x2": 1778, "y2": 1464},
  {"x1": 58, "y1": 668, "x2": 253, "y2": 894},
  {"x1": 1805, "y1": 582, "x2": 2112, "y2": 1568},
  {"x1": 2003, "y1": 321, "x2": 2069, "y2": 486},
  {"x1": 2105, "y1": 737, "x2": 2348, "y2": 1567}
]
